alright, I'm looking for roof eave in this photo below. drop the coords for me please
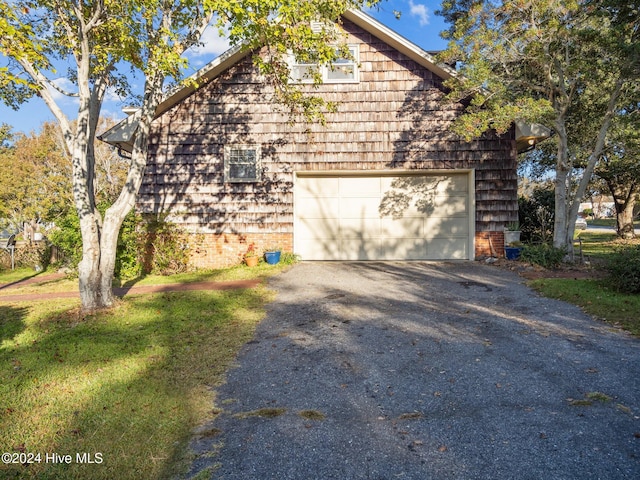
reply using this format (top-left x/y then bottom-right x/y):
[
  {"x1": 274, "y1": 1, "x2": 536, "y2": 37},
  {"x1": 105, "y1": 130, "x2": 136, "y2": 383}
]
[
  {"x1": 515, "y1": 120, "x2": 553, "y2": 153},
  {"x1": 343, "y1": 9, "x2": 456, "y2": 81}
]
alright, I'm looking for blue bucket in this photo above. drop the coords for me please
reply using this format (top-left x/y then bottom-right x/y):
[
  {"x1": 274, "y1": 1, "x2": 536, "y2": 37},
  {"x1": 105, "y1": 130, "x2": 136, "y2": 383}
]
[
  {"x1": 264, "y1": 251, "x2": 281, "y2": 265},
  {"x1": 504, "y1": 247, "x2": 522, "y2": 260}
]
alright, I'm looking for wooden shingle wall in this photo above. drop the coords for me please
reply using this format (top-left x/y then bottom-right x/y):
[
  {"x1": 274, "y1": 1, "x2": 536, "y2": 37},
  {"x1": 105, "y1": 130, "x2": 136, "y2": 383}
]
[{"x1": 140, "y1": 19, "x2": 517, "y2": 266}]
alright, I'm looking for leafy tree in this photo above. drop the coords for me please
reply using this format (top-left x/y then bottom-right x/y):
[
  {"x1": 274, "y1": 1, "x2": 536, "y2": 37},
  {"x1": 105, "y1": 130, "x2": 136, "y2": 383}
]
[
  {"x1": 437, "y1": 0, "x2": 640, "y2": 257},
  {"x1": 0, "y1": 122, "x2": 71, "y2": 232},
  {"x1": 594, "y1": 99, "x2": 640, "y2": 238},
  {"x1": 0, "y1": 0, "x2": 380, "y2": 310}
]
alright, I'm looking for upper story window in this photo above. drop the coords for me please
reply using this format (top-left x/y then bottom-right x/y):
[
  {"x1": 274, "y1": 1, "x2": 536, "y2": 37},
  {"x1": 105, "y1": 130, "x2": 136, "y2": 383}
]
[
  {"x1": 290, "y1": 45, "x2": 359, "y2": 84},
  {"x1": 224, "y1": 145, "x2": 261, "y2": 183}
]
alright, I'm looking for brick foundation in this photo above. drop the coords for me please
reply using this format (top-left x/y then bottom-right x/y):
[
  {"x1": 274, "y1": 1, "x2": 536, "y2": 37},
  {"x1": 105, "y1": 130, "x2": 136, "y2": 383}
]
[
  {"x1": 185, "y1": 231, "x2": 506, "y2": 268},
  {"x1": 475, "y1": 231, "x2": 505, "y2": 258},
  {"x1": 188, "y1": 232, "x2": 294, "y2": 269}
]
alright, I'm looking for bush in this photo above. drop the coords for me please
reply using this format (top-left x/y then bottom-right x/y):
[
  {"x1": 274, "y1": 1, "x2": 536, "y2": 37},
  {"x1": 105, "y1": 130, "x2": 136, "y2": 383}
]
[
  {"x1": 606, "y1": 244, "x2": 640, "y2": 294},
  {"x1": 139, "y1": 216, "x2": 191, "y2": 275},
  {"x1": 279, "y1": 252, "x2": 301, "y2": 265},
  {"x1": 114, "y1": 210, "x2": 141, "y2": 279},
  {"x1": 48, "y1": 208, "x2": 191, "y2": 278},
  {"x1": 48, "y1": 209, "x2": 83, "y2": 268},
  {"x1": 521, "y1": 243, "x2": 566, "y2": 269},
  {"x1": 519, "y1": 186, "x2": 555, "y2": 244}
]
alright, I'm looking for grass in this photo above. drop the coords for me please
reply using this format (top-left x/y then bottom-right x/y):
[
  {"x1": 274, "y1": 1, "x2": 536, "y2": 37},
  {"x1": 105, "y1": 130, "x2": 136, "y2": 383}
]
[
  {"x1": 0, "y1": 264, "x2": 284, "y2": 480},
  {"x1": 529, "y1": 232, "x2": 640, "y2": 336},
  {"x1": 0, "y1": 261, "x2": 291, "y2": 298},
  {"x1": 588, "y1": 218, "x2": 640, "y2": 229},
  {"x1": 0, "y1": 267, "x2": 43, "y2": 284},
  {"x1": 530, "y1": 277, "x2": 640, "y2": 335},
  {"x1": 575, "y1": 231, "x2": 620, "y2": 263},
  {"x1": 233, "y1": 408, "x2": 287, "y2": 419}
]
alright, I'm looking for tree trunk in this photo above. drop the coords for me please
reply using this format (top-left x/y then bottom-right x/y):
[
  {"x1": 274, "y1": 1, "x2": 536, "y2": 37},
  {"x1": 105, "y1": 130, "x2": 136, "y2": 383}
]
[
  {"x1": 615, "y1": 197, "x2": 637, "y2": 239},
  {"x1": 98, "y1": 209, "x2": 129, "y2": 304},
  {"x1": 77, "y1": 210, "x2": 109, "y2": 310},
  {"x1": 553, "y1": 118, "x2": 570, "y2": 252}
]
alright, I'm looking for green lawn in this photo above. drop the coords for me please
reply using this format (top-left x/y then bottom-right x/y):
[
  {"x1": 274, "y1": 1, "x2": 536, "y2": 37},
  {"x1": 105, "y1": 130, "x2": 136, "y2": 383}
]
[
  {"x1": 588, "y1": 218, "x2": 640, "y2": 229},
  {"x1": 0, "y1": 264, "x2": 286, "y2": 480},
  {"x1": 531, "y1": 232, "x2": 640, "y2": 336},
  {"x1": 0, "y1": 262, "x2": 287, "y2": 298},
  {"x1": 530, "y1": 278, "x2": 640, "y2": 336}
]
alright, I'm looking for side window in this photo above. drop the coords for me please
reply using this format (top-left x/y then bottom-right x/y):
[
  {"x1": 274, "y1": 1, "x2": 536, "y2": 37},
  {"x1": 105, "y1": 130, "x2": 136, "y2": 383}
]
[
  {"x1": 224, "y1": 145, "x2": 261, "y2": 183},
  {"x1": 289, "y1": 45, "x2": 359, "y2": 84},
  {"x1": 326, "y1": 46, "x2": 358, "y2": 82}
]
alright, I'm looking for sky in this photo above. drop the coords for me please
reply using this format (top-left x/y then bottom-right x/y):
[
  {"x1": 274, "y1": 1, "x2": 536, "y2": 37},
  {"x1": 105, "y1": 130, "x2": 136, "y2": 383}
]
[{"x1": 0, "y1": 0, "x2": 449, "y2": 135}]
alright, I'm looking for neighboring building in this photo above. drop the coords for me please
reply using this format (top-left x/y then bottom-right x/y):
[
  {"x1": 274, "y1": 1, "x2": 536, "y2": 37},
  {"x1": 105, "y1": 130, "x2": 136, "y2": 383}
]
[
  {"x1": 579, "y1": 197, "x2": 615, "y2": 218},
  {"x1": 101, "y1": 10, "x2": 548, "y2": 268}
]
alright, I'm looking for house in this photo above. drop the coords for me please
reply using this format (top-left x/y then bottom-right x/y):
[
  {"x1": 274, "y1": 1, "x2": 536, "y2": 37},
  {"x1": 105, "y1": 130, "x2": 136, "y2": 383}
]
[
  {"x1": 101, "y1": 9, "x2": 548, "y2": 268},
  {"x1": 579, "y1": 197, "x2": 615, "y2": 218}
]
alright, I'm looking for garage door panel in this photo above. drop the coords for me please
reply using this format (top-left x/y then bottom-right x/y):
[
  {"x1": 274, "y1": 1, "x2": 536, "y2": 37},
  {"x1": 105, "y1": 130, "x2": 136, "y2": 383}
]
[
  {"x1": 425, "y1": 217, "x2": 469, "y2": 239},
  {"x1": 434, "y1": 174, "x2": 468, "y2": 194},
  {"x1": 340, "y1": 197, "x2": 382, "y2": 218},
  {"x1": 297, "y1": 197, "x2": 341, "y2": 218},
  {"x1": 341, "y1": 238, "x2": 380, "y2": 260},
  {"x1": 381, "y1": 217, "x2": 423, "y2": 237},
  {"x1": 430, "y1": 195, "x2": 468, "y2": 217},
  {"x1": 297, "y1": 238, "x2": 342, "y2": 260},
  {"x1": 341, "y1": 177, "x2": 381, "y2": 195},
  {"x1": 297, "y1": 176, "x2": 340, "y2": 196},
  {"x1": 427, "y1": 238, "x2": 468, "y2": 260},
  {"x1": 381, "y1": 238, "x2": 428, "y2": 260},
  {"x1": 296, "y1": 218, "x2": 340, "y2": 240},
  {"x1": 340, "y1": 218, "x2": 381, "y2": 238}
]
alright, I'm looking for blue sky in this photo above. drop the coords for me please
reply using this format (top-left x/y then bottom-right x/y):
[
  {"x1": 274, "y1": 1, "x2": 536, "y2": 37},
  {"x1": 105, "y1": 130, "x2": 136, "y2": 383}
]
[{"x1": 0, "y1": 0, "x2": 449, "y2": 135}]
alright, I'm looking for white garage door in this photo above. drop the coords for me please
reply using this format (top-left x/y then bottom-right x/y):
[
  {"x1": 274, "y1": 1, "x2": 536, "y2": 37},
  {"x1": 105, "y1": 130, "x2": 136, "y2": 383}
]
[{"x1": 294, "y1": 172, "x2": 473, "y2": 261}]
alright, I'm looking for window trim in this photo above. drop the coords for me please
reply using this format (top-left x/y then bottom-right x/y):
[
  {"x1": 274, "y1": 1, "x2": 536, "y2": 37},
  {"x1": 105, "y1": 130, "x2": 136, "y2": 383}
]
[
  {"x1": 224, "y1": 144, "x2": 261, "y2": 183},
  {"x1": 289, "y1": 45, "x2": 360, "y2": 84}
]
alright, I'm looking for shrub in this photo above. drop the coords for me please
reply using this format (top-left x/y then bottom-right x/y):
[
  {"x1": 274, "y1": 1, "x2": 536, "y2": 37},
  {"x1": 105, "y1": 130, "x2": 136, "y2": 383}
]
[
  {"x1": 521, "y1": 243, "x2": 566, "y2": 269},
  {"x1": 519, "y1": 186, "x2": 555, "y2": 244},
  {"x1": 606, "y1": 244, "x2": 640, "y2": 294},
  {"x1": 48, "y1": 208, "x2": 192, "y2": 278},
  {"x1": 114, "y1": 210, "x2": 141, "y2": 279},
  {"x1": 139, "y1": 216, "x2": 191, "y2": 275},
  {"x1": 48, "y1": 209, "x2": 83, "y2": 268},
  {"x1": 279, "y1": 252, "x2": 301, "y2": 265}
]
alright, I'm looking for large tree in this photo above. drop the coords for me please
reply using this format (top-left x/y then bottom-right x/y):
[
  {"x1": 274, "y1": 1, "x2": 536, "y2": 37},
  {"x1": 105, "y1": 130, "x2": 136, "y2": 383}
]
[
  {"x1": 595, "y1": 101, "x2": 640, "y2": 238},
  {"x1": 0, "y1": 122, "x2": 71, "y2": 232},
  {"x1": 0, "y1": 0, "x2": 380, "y2": 310},
  {"x1": 436, "y1": 0, "x2": 639, "y2": 256}
]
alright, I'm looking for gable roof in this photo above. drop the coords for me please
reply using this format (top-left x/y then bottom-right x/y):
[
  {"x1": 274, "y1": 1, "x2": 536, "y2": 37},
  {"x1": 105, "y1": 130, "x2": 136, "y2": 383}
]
[{"x1": 99, "y1": 9, "x2": 549, "y2": 153}]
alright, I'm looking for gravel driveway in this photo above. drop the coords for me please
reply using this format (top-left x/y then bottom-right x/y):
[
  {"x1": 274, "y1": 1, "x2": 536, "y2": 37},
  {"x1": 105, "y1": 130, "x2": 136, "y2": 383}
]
[{"x1": 187, "y1": 262, "x2": 640, "y2": 479}]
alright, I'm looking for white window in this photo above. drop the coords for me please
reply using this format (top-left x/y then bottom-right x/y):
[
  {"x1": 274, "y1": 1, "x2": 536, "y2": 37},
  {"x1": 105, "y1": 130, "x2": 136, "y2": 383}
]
[
  {"x1": 224, "y1": 145, "x2": 261, "y2": 183},
  {"x1": 290, "y1": 45, "x2": 359, "y2": 84}
]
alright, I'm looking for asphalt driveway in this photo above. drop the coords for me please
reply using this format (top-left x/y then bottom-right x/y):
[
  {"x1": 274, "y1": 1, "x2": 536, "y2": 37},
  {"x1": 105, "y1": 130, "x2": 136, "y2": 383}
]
[{"x1": 187, "y1": 261, "x2": 640, "y2": 479}]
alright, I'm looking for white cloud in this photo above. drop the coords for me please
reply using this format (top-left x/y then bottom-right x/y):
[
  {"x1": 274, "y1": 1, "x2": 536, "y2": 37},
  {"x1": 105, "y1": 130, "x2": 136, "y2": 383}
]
[
  {"x1": 187, "y1": 25, "x2": 231, "y2": 58},
  {"x1": 409, "y1": 0, "x2": 429, "y2": 26},
  {"x1": 48, "y1": 77, "x2": 78, "y2": 104},
  {"x1": 105, "y1": 86, "x2": 125, "y2": 103}
]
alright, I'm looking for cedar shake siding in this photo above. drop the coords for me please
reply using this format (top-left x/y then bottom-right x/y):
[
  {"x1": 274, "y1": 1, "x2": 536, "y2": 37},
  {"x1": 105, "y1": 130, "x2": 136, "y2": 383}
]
[{"x1": 139, "y1": 18, "x2": 517, "y2": 267}]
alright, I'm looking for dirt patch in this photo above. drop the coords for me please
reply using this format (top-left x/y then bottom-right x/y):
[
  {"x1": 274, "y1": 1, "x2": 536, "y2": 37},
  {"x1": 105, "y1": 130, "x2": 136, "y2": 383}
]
[{"x1": 484, "y1": 257, "x2": 607, "y2": 281}]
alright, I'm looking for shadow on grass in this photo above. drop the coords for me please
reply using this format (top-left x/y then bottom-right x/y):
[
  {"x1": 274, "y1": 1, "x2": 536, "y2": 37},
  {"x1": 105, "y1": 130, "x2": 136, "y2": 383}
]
[
  {"x1": 0, "y1": 305, "x2": 29, "y2": 344},
  {"x1": 0, "y1": 287, "x2": 266, "y2": 480},
  {"x1": 0, "y1": 270, "x2": 47, "y2": 291}
]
